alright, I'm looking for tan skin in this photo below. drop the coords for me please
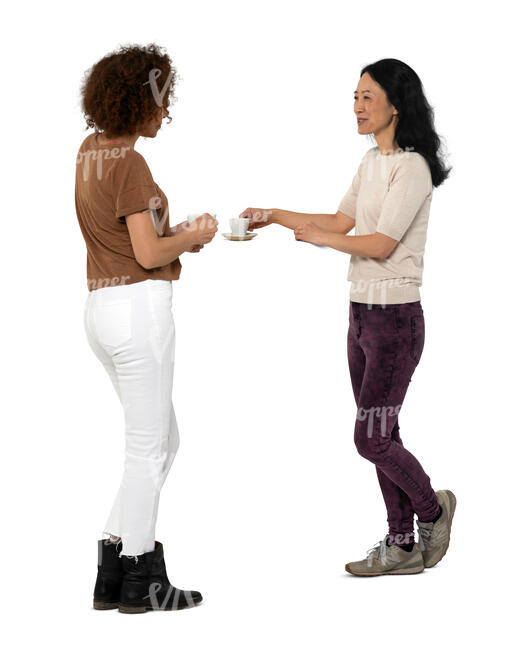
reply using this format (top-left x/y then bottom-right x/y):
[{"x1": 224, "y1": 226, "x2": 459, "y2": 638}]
[
  {"x1": 238, "y1": 72, "x2": 401, "y2": 259},
  {"x1": 98, "y1": 106, "x2": 218, "y2": 270}
]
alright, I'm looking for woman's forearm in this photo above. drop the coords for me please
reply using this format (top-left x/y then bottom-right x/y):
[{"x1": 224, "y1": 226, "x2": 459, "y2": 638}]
[
  {"x1": 316, "y1": 231, "x2": 384, "y2": 258},
  {"x1": 149, "y1": 230, "x2": 194, "y2": 268},
  {"x1": 272, "y1": 209, "x2": 339, "y2": 231}
]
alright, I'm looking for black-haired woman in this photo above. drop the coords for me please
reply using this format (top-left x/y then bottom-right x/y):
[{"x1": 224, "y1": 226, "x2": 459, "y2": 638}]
[{"x1": 239, "y1": 58, "x2": 456, "y2": 577}]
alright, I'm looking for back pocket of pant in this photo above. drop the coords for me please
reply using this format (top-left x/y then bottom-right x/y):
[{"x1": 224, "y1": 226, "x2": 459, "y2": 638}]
[{"x1": 94, "y1": 299, "x2": 133, "y2": 348}]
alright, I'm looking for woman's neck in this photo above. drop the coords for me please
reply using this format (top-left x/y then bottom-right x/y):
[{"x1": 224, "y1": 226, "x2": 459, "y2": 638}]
[{"x1": 96, "y1": 132, "x2": 139, "y2": 147}]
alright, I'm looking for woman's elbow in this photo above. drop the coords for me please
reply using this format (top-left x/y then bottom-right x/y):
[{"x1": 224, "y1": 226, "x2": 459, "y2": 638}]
[
  {"x1": 136, "y1": 249, "x2": 156, "y2": 269},
  {"x1": 373, "y1": 234, "x2": 398, "y2": 259}
]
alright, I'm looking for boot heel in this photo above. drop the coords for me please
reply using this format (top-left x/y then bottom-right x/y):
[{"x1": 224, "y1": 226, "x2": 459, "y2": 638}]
[
  {"x1": 118, "y1": 603, "x2": 147, "y2": 614},
  {"x1": 93, "y1": 600, "x2": 119, "y2": 610}
]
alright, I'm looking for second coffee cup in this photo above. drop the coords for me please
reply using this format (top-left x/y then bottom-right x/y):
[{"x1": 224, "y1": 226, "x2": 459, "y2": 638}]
[{"x1": 229, "y1": 217, "x2": 249, "y2": 237}]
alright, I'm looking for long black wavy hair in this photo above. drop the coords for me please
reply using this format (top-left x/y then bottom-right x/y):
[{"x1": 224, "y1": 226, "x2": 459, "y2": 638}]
[{"x1": 360, "y1": 58, "x2": 451, "y2": 188}]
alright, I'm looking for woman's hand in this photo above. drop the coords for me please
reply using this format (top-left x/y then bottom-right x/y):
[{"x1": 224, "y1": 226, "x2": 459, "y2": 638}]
[
  {"x1": 169, "y1": 218, "x2": 214, "y2": 250},
  {"x1": 238, "y1": 207, "x2": 275, "y2": 231},
  {"x1": 294, "y1": 221, "x2": 326, "y2": 245},
  {"x1": 186, "y1": 213, "x2": 219, "y2": 246}
]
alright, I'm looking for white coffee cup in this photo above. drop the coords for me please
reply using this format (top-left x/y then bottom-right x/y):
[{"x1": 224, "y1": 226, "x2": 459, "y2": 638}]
[{"x1": 230, "y1": 217, "x2": 249, "y2": 237}]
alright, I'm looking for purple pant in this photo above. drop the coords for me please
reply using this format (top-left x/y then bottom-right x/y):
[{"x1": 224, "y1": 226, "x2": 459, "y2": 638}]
[{"x1": 347, "y1": 300, "x2": 440, "y2": 544}]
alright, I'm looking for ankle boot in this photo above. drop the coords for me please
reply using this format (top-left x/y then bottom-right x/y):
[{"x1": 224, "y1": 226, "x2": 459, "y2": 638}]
[
  {"x1": 118, "y1": 541, "x2": 203, "y2": 614},
  {"x1": 93, "y1": 538, "x2": 123, "y2": 610}
]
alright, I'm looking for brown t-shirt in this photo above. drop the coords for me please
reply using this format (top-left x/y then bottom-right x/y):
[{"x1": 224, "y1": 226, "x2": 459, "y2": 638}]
[{"x1": 75, "y1": 132, "x2": 182, "y2": 291}]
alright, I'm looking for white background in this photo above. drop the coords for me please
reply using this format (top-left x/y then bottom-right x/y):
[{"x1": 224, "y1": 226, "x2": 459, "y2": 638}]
[{"x1": 2, "y1": 0, "x2": 514, "y2": 647}]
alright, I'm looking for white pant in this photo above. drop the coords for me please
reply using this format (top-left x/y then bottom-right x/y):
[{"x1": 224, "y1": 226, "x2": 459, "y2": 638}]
[{"x1": 84, "y1": 279, "x2": 179, "y2": 556}]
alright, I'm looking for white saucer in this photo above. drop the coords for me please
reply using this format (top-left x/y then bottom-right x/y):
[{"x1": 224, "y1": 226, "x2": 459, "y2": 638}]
[{"x1": 222, "y1": 232, "x2": 257, "y2": 241}]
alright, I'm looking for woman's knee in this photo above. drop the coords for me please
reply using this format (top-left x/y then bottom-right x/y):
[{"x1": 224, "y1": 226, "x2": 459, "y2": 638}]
[
  {"x1": 354, "y1": 423, "x2": 388, "y2": 462},
  {"x1": 355, "y1": 428, "x2": 375, "y2": 460},
  {"x1": 169, "y1": 429, "x2": 180, "y2": 456}
]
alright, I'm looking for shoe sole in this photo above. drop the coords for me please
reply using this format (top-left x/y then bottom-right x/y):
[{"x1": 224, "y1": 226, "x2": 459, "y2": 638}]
[
  {"x1": 424, "y1": 489, "x2": 457, "y2": 568},
  {"x1": 93, "y1": 600, "x2": 119, "y2": 610},
  {"x1": 118, "y1": 600, "x2": 203, "y2": 614},
  {"x1": 345, "y1": 564, "x2": 425, "y2": 577}
]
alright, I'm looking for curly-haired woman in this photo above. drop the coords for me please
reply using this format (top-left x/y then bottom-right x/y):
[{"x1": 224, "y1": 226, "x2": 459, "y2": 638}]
[
  {"x1": 76, "y1": 43, "x2": 217, "y2": 612},
  {"x1": 239, "y1": 58, "x2": 456, "y2": 577}
]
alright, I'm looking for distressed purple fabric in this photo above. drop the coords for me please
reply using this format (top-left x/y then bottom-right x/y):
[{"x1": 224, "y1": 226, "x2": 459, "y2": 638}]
[{"x1": 347, "y1": 300, "x2": 440, "y2": 544}]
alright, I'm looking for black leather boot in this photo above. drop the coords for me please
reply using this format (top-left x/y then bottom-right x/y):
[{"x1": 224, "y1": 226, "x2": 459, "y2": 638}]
[
  {"x1": 93, "y1": 538, "x2": 123, "y2": 610},
  {"x1": 118, "y1": 541, "x2": 203, "y2": 613}
]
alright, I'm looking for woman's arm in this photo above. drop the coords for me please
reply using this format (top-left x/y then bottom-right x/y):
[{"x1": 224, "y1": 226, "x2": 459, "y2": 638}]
[
  {"x1": 168, "y1": 219, "x2": 189, "y2": 235},
  {"x1": 294, "y1": 222, "x2": 398, "y2": 259},
  {"x1": 273, "y1": 209, "x2": 357, "y2": 233},
  {"x1": 126, "y1": 212, "x2": 217, "y2": 269},
  {"x1": 167, "y1": 219, "x2": 204, "y2": 252},
  {"x1": 239, "y1": 207, "x2": 355, "y2": 233}
]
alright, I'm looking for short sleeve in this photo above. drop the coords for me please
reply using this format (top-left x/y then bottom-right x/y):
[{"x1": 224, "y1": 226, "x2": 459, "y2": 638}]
[
  {"x1": 337, "y1": 164, "x2": 362, "y2": 219},
  {"x1": 376, "y1": 155, "x2": 432, "y2": 241},
  {"x1": 114, "y1": 151, "x2": 160, "y2": 222}
]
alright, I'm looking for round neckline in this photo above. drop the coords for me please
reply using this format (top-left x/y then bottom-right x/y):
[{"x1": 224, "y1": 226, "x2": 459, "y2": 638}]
[
  {"x1": 94, "y1": 132, "x2": 132, "y2": 147},
  {"x1": 376, "y1": 146, "x2": 396, "y2": 156},
  {"x1": 375, "y1": 145, "x2": 414, "y2": 157}
]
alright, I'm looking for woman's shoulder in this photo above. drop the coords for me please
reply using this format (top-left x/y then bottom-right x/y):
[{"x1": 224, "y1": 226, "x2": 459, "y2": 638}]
[
  {"x1": 113, "y1": 147, "x2": 153, "y2": 176},
  {"x1": 391, "y1": 148, "x2": 427, "y2": 167},
  {"x1": 396, "y1": 150, "x2": 431, "y2": 180},
  {"x1": 390, "y1": 150, "x2": 432, "y2": 192},
  {"x1": 374, "y1": 147, "x2": 431, "y2": 177}
]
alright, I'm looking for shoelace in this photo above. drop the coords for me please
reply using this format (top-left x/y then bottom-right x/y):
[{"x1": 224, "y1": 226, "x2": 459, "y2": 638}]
[
  {"x1": 106, "y1": 537, "x2": 124, "y2": 559},
  {"x1": 366, "y1": 538, "x2": 388, "y2": 566},
  {"x1": 418, "y1": 522, "x2": 447, "y2": 550}
]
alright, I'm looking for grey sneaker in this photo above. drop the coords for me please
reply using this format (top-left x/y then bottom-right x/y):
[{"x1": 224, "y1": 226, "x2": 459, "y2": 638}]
[
  {"x1": 416, "y1": 489, "x2": 456, "y2": 568},
  {"x1": 345, "y1": 534, "x2": 425, "y2": 577}
]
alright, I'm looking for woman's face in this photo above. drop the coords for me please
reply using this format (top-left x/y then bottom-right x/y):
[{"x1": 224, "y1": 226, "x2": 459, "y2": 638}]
[{"x1": 354, "y1": 72, "x2": 398, "y2": 137}]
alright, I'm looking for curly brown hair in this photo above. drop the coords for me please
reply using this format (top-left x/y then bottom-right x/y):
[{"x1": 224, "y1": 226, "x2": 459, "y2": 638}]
[{"x1": 80, "y1": 43, "x2": 177, "y2": 137}]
